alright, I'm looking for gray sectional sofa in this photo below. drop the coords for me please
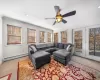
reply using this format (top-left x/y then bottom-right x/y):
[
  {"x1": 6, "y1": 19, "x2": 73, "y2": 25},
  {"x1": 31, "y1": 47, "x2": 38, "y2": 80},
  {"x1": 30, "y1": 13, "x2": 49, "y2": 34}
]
[{"x1": 28, "y1": 43, "x2": 74, "y2": 69}]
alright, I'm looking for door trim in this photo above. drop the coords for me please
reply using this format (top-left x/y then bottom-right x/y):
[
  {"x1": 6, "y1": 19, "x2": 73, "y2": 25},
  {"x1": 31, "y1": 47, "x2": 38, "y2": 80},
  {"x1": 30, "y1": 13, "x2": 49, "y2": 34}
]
[
  {"x1": 86, "y1": 25, "x2": 100, "y2": 61},
  {"x1": 73, "y1": 28, "x2": 86, "y2": 57}
]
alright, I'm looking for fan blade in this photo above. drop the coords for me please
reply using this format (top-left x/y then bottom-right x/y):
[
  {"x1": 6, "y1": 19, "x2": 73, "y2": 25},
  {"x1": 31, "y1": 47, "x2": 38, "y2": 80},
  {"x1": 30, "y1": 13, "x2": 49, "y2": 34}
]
[
  {"x1": 54, "y1": 6, "x2": 60, "y2": 13},
  {"x1": 62, "y1": 10, "x2": 76, "y2": 18},
  {"x1": 45, "y1": 18, "x2": 55, "y2": 19},
  {"x1": 53, "y1": 21, "x2": 56, "y2": 25},
  {"x1": 62, "y1": 19, "x2": 67, "y2": 24}
]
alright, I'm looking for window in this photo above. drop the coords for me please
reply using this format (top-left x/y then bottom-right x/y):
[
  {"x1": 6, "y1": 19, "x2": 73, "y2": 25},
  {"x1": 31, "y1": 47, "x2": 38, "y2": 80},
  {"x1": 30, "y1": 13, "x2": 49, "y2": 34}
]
[
  {"x1": 61, "y1": 31, "x2": 67, "y2": 43},
  {"x1": 40, "y1": 31, "x2": 45, "y2": 43},
  {"x1": 7, "y1": 25, "x2": 21, "y2": 45},
  {"x1": 74, "y1": 30, "x2": 82, "y2": 52},
  {"x1": 54, "y1": 33, "x2": 58, "y2": 43},
  {"x1": 27, "y1": 29, "x2": 36, "y2": 43},
  {"x1": 89, "y1": 27, "x2": 100, "y2": 56},
  {"x1": 47, "y1": 32, "x2": 51, "y2": 42}
]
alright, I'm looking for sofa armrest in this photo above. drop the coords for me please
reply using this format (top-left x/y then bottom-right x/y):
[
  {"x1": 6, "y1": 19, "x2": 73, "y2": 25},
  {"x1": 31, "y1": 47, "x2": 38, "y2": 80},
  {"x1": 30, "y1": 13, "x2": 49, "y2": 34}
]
[
  {"x1": 28, "y1": 45, "x2": 34, "y2": 59},
  {"x1": 30, "y1": 50, "x2": 34, "y2": 54}
]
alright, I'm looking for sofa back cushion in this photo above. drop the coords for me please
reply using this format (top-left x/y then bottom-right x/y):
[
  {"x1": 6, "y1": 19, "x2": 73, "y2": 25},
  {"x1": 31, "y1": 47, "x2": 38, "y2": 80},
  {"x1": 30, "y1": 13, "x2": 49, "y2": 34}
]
[
  {"x1": 46, "y1": 43, "x2": 54, "y2": 48},
  {"x1": 29, "y1": 46, "x2": 33, "y2": 53},
  {"x1": 54, "y1": 43, "x2": 57, "y2": 47},
  {"x1": 54, "y1": 43, "x2": 59, "y2": 48},
  {"x1": 31, "y1": 46, "x2": 37, "y2": 52},
  {"x1": 36, "y1": 44, "x2": 47, "y2": 50},
  {"x1": 28, "y1": 44, "x2": 37, "y2": 54},
  {"x1": 66, "y1": 45, "x2": 71, "y2": 51},
  {"x1": 64, "y1": 43, "x2": 73, "y2": 49},
  {"x1": 58, "y1": 43, "x2": 64, "y2": 49},
  {"x1": 64, "y1": 44, "x2": 67, "y2": 49}
]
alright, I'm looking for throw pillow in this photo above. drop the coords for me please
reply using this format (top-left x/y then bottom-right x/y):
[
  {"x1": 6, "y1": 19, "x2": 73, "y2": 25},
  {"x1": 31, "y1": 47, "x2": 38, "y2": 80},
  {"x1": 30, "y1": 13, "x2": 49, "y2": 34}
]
[
  {"x1": 31, "y1": 45, "x2": 37, "y2": 52},
  {"x1": 30, "y1": 50, "x2": 34, "y2": 54},
  {"x1": 66, "y1": 45, "x2": 71, "y2": 51},
  {"x1": 68, "y1": 47, "x2": 72, "y2": 52},
  {"x1": 59, "y1": 43, "x2": 64, "y2": 49},
  {"x1": 54, "y1": 43, "x2": 58, "y2": 47}
]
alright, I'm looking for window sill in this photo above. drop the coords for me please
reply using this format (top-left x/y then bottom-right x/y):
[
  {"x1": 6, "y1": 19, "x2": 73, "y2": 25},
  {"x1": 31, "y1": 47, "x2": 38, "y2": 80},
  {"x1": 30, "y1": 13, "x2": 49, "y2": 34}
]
[
  {"x1": 5, "y1": 44, "x2": 22, "y2": 47},
  {"x1": 39, "y1": 42, "x2": 45, "y2": 43},
  {"x1": 28, "y1": 42, "x2": 36, "y2": 45},
  {"x1": 7, "y1": 43, "x2": 21, "y2": 45}
]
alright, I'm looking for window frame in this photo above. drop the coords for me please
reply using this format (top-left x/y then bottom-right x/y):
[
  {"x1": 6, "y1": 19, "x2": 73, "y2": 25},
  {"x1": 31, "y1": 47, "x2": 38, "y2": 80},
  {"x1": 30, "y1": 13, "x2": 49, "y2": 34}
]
[
  {"x1": 61, "y1": 31, "x2": 67, "y2": 43},
  {"x1": 47, "y1": 32, "x2": 52, "y2": 42},
  {"x1": 39, "y1": 31, "x2": 45, "y2": 43},
  {"x1": 7, "y1": 24, "x2": 22, "y2": 45},
  {"x1": 27, "y1": 28, "x2": 36, "y2": 44},
  {"x1": 54, "y1": 33, "x2": 58, "y2": 43}
]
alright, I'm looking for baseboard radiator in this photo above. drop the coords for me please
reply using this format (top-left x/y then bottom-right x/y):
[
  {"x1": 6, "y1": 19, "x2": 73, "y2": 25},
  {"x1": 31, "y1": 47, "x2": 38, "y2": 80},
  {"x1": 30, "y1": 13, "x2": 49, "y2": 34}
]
[{"x1": 3, "y1": 53, "x2": 28, "y2": 61}]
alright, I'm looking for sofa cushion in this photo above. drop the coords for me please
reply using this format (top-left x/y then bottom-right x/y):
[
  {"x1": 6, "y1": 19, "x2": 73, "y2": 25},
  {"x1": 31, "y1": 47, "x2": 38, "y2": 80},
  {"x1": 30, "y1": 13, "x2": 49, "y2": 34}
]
[
  {"x1": 46, "y1": 43, "x2": 54, "y2": 48},
  {"x1": 58, "y1": 43, "x2": 64, "y2": 49},
  {"x1": 36, "y1": 44, "x2": 47, "y2": 50},
  {"x1": 32, "y1": 51, "x2": 50, "y2": 59},
  {"x1": 63, "y1": 43, "x2": 73, "y2": 49},
  {"x1": 30, "y1": 50, "x2": 34, "y2": 54},
  {"x1": 31, "y1": 45, "x2": 37, "y2": 52},
  {"x1": 63, "y1": 44, "x2": 67, "y2": 49},
  {"x1": 53, "y1": 56, "x2": 66, "y2": 65},
  {"x1": 66, "y1": 45, "x2": 70, "y2": 51},
  {"x1": 45, "y1": 47, "x2": 59, "y2": 52},
  {"x1": 54, "y1": 43, "x2": 59, "y2": 48},
  {"x1": 57, "y1": 43, "x2": 59, "y2": 48},
  {"x1": 31, "y1": 51, "x2": 51, "y2": 69},
  {"x1": 54, "y1": 43, "x2": 57, "y2": 47},
  {"x1": 29, "y1": 46, "x2": 33, "y2": 53},
  {"x1": 53, "y1": 50, "x2": 70, "y2": 59},
  {"x1": 67, "y1": 47, "x2": 73, "y2": 52}
]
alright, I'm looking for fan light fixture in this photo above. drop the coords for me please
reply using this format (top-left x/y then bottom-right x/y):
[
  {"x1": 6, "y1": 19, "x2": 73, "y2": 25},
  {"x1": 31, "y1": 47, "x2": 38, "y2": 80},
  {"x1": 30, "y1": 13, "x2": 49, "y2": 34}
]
[
  {"x1": 98, "y1": 6, "x2": 100, "y2": 8},
  {"x1": 56, "y1": 15, "x2": 63, "y2": 23},
  {"x1": 56, "y1": 18, "x2": 62, "y2": 22}
]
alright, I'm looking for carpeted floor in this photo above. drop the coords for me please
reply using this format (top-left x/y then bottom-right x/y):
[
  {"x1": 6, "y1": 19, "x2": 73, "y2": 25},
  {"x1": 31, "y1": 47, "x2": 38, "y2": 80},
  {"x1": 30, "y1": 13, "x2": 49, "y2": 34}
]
[{"x1": 18, "y1": 57, "x2": 99, "y2": 80}]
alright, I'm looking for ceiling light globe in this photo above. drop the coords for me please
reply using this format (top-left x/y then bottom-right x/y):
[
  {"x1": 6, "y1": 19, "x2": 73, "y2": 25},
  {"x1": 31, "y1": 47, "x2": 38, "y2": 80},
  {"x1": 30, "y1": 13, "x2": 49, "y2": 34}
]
[{"x1": 56, "y1": 18, "x2": 61, "y2": 23}]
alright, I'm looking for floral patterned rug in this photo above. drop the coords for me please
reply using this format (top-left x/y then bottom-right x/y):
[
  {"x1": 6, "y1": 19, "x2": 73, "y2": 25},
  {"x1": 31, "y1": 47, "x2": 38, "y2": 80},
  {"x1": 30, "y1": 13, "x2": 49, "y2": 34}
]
[
  {"x1": 0, "y1": 73, "x2": 12, "y2": 80},
  {"x1": 17, "y1": 57, "x2": 99, "y2": 80}
]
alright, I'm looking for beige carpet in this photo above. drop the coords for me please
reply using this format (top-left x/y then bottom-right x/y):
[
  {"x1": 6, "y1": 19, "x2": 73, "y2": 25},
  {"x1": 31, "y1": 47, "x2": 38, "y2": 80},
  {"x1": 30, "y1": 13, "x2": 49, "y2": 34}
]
[
  {"x1": 0, "y1": 56, "x2": 100, "y2": 80},
  {"x1": 0, "y1": 57, "x2": 28, "y2": 80}
]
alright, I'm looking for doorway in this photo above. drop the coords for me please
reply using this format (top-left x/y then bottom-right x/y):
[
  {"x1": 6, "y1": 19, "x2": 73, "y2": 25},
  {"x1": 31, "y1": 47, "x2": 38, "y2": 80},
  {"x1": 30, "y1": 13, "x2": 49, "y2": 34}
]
[{"x1": 73, "y1": 25, "x2": 100, "y2": 61}]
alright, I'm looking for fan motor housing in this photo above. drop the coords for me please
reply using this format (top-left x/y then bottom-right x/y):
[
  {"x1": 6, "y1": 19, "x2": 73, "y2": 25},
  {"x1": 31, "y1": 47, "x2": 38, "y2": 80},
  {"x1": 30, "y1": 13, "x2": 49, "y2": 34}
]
[{"x1": 56, "y1": 15, "x2": 63, "y2": 23}]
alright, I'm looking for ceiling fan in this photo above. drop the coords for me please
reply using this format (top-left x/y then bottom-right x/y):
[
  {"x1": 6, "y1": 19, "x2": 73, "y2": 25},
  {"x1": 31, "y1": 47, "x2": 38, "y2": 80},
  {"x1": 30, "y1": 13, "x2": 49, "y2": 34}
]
[{"x1": 45, "y1": 6, "x2": 76, "y2": 25}]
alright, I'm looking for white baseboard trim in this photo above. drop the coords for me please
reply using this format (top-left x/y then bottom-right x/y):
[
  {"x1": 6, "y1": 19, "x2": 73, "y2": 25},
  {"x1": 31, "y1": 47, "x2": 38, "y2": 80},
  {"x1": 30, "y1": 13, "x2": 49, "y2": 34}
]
[
  {"x1": 74, "y1": 54, "x2": 100, "y2": 62},
  {"x1": 3, "y1": 53, "x2": 28, "y2": 61}
]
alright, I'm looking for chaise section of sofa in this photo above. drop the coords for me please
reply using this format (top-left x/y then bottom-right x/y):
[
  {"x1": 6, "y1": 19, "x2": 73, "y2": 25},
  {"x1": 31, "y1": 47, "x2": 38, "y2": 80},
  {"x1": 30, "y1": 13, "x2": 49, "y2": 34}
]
[
  {"x1": 53, "y1": 43, "x2": 74, "y2": 65},
  {"x1": 28, "y1": 44, "x2": 51, "y2": 69}
]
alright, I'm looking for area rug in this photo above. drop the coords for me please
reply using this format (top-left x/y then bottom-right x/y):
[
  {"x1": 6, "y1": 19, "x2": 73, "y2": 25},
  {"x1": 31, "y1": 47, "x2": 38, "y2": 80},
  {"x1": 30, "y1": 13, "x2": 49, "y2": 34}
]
[
  {"x1": 18, "y1": 57, "x2": 97, "y2": 80},
  {"x1": 0, "y1": 73, "x2": 12, "y2": 80}
]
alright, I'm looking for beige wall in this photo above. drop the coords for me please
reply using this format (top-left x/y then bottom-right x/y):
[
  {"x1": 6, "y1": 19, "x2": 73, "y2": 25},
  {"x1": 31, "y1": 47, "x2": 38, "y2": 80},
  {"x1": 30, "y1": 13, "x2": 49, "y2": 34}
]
[
  {"x1": 0, "y1": 16, "x2": 2, "y2": 64},
  {"x1": 2, "y1": 16, "x2": 53, "y2": 60}
]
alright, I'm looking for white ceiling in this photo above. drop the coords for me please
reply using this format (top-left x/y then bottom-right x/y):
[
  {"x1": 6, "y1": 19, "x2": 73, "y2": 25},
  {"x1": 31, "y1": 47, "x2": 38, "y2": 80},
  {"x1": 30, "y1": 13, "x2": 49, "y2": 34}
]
[{"x1": 0, "y1": 0, "x2": 100, "y2": 30}]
